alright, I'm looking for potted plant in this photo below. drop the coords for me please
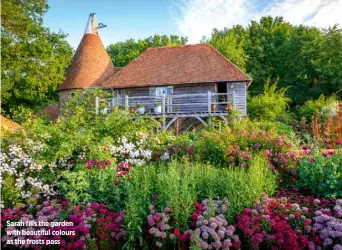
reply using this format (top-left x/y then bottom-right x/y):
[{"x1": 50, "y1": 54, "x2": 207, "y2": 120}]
[
  {"x1": 129, "y1": 107, "x2": 135, "y2": 113},
  {"x1": 154, "y1": 101, "x2": 162, "y2": 114},
  {"x1": 211, "y1": 103, "x2": 217, "y2": 112},
  {"x1": 225, "y1": 99, "x2": 233, "y2": 111},
  {"x1": 136, "y1": 103, "x2": 145, "y2": 115},
  {"x1": 100, "y1": 108, "x2": 108, "y2": 115}
]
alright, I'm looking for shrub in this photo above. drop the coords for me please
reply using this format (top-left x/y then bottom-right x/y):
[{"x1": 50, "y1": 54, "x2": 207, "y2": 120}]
[
  {"x1": 297, "y1": 152, "x2": 342, "y2": 199},
  {"x1": 298, "y1": 94, "x2": 338, "y2": 122},
  {"x1": 248, "y1": 78, "x2": 291, "y2": 122},
  {"x1": 311, "y1": 105, "x2": 342, "y2": 143}
]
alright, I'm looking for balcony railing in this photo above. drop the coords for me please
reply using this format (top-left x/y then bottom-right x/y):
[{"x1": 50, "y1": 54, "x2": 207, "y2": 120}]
[{"x1": 95, "y1": 91, "x2": 236, "y2": 116}]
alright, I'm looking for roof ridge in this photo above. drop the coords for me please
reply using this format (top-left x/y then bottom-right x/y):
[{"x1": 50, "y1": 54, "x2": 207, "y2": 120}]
[{"x1": 146, "y1": 43, "x2": 207, "y2": 50}]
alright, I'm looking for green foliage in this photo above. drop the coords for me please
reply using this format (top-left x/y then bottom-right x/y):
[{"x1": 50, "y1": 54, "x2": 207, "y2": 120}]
[
  {"x1": 248, "y1": 78, "x2": 291, "y2": 121},
  {"x1": 298, "y1": 94, "x2": 338, "y2": 122},
  {"x1": 1, "y1": 0, "x2": 73, "y2": 114},
  {"x1": 123, "y1": 157, "x2": 276, "y2": 246},
  {"x1": 59, "y1": 167, "x2": 91, "y2": 204},
  {"x1": 22, "y1": 89, "x2": 160, "y2": 162},
  {"x1": 124, "y1": 166, "x2": 157, "y2": 248},
  {"x1": 1, "y1": 174, "x2": 21, "y2": 208},
  {"x1": 107, "y1": 34, "x2": 188, "y2": 67},
  {"x1": 87, "y1": 165, "x2": 128, "y2": 211},
  {"x1": 297, "y1": 153, "x2": 342, "y2": 199},
  {"x1": 205, "y1": 25, "x2": 248, "y2": 71},
  {"x1": 207, "y1": 16, "x2": 342, "y2": 105}
]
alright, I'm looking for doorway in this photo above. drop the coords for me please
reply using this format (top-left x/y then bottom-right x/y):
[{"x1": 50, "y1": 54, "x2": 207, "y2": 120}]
[{"x1": 216, "y1": 82, "x2": 227, "y2": 111}]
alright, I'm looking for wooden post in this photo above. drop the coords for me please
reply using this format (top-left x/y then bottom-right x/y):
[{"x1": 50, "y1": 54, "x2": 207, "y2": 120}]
[
  {"x1": 207, "y1": 91, "x2": 211, "y2": 113},
  {"x1": 232, "y1": 90, "x2": 236, "y2": 109},
  {"x1": 95, "y1": 96, "x2": 99, "y2": 116},
  {"x1": 111, "y1": 97, "x2": 115, "y2": 112},
  {"x1": 162, "y1": 94, "x2": 166, "y2": 114},
  {"x1": 125, "y1": 95, "x2": 129, "y2": 111}
]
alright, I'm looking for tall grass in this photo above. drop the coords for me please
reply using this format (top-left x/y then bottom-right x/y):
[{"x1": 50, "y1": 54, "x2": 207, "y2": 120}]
[{"x1": 123, "y1": 155, "x2": 277, "y2": 248}]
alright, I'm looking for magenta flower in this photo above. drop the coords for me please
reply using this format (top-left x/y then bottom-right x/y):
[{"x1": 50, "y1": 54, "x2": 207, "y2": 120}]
[
  {"x1": 322, "y1": 152, "x2": 328, "y2": 157},
  {"x1": 104, "y1": 160, "x2": 111, "y2": 165},
  {"x1": 86, "y1": 161, "x2": 93, "y2": 169},
  {"x1": 336, "y1": 140, "x2": 342, "y2": 145},
  {"x1": 324, "y1": 139, "x2": 329, "y2": 144},
  {"x1": 309, "y1": 158, "x2": 316, "y2": 163},
  {"x1": 302, "y1": 146, "x2": 309, "y2": 150}
]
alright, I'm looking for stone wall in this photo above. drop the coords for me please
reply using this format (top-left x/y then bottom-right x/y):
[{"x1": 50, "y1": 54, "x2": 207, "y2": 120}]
[{"x1": 59, "y1": 90, "x2": 75, "y2": 109}]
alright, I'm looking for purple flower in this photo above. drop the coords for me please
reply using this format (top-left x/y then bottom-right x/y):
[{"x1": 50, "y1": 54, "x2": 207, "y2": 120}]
[
  {"x1": 324, "y1": 140, "x2": 330, "y2": 144},
  {"x1": 186, "y1": 145, "x2": 195, "y2": 154},
  {"x1": 302, "y1": 146, "x2": 309, "y2": 150}
]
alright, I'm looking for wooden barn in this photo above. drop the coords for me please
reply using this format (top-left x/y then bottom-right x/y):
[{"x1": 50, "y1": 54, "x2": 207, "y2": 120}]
[{"x1": 58, "y1": 14, "x2": 252, "y2": 129}]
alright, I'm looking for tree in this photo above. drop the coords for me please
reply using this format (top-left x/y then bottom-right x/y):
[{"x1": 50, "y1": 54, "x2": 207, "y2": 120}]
[
  {"x1": 1, "y1": 0, "x2": 73, "y2": 114},
  {"x1": 206, "y1": 16, "x2": 342, "y2": 105},
  {"x1": 107, "y1": 34, "x2": 188, "y2": 67},
  {"x1": 205, "y1": 25, "x2": 248, "y2": 71}
]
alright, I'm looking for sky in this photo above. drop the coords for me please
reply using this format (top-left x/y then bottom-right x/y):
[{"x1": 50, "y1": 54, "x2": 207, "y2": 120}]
[{"x1": 44, "y1": 0, "x2": 342, "y2": 49}]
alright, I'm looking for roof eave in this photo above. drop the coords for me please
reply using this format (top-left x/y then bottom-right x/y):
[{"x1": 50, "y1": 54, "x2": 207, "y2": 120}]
[{"x1": 103, "y1": 79, "x2": 253, "y2": 89}]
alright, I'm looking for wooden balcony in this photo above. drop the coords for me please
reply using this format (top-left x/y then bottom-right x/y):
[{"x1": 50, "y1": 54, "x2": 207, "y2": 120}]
[{"x1": 95, "y1": 91, "x2": 236, "y2": 129}]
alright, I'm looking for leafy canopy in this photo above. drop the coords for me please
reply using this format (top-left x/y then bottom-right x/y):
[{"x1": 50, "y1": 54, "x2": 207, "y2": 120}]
[
  {"x1": 1, "y1": 0, "x2": 73, "y2": 114},
  {"x1": 205, "y1": 16, "x2": 342, "y2": 105}
]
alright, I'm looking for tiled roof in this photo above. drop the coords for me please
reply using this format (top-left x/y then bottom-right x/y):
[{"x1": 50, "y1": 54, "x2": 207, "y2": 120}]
[
  {"x1": 38, "y1": 104, "x2": 59, "y2": 121},
  {"x1": 58, "y1": 33, "x2": 115, "y2": 91},
  {"x1": 103, "y1": 44, "x2": 252, "y2": 88},
  {"x1": 1, "y1": 115, "x2": 21, "y2": 132}
]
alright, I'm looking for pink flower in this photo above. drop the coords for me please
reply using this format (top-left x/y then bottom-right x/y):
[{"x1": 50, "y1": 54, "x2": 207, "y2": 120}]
[
  {"x1": 309, "y1": 158, "x2": 315, "y2": 163},
  {"x1": 153, "y1": 214, "x2": 161, "y2": 221}
]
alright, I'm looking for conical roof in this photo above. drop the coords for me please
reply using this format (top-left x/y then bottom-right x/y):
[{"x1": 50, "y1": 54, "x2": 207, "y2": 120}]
[{"x1": 58, "y1": 14, "x2": 115, "y2": 91}]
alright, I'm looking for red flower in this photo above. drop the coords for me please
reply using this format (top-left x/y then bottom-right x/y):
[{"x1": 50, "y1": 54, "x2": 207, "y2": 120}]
[
  {"x1": 114, "y1": 181, "x2": 120, "y2": 186},
  {"x1": 179, "y1": 234, "x2": 187, "y2": 242},
  {"x1": 191, "y1": 213, "x2": 199, "y2": 221},
  {"x1": 174, "y1": 228, "x2": 180, "y2": 237}
]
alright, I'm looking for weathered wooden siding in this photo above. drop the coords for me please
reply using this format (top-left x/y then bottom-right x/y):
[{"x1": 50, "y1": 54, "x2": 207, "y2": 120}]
[
  {"x1": 117, "y1": 88, "x2": 156, "y2": 112},
  {"x1": 172, "y1": 83, "x2": 216, "y2": 113},
  {"x1": 112, "y1": 81, "x2": 247, "y2": 115},
  {"x1": 228, "y1": 82, "x2": 247, "y2": 116}
]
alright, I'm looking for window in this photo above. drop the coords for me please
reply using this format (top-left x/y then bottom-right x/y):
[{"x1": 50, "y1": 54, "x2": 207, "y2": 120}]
[{"x1": 155, "y1": 86, "x2": 173, "y2": 96}]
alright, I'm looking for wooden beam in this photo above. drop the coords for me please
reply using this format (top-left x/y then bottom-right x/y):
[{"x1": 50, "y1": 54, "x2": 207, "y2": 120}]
[
  {"x1": 195, "y1": 116, "x2": 207, "y2": 126},
  {"x1": 165, "y1": 116, "x2": 178, "y2": 130}
]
